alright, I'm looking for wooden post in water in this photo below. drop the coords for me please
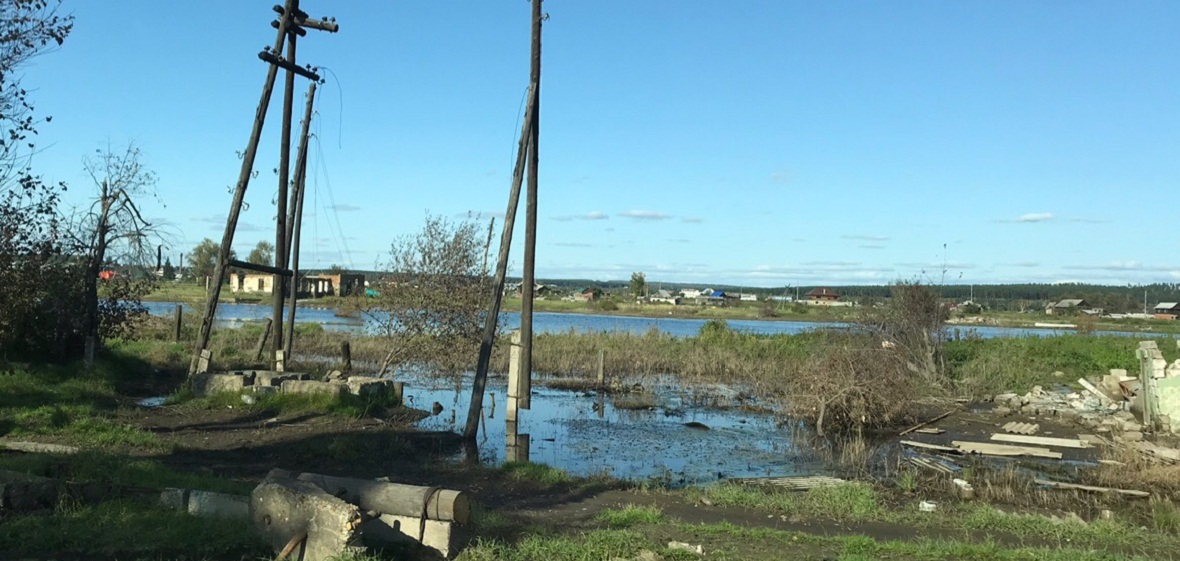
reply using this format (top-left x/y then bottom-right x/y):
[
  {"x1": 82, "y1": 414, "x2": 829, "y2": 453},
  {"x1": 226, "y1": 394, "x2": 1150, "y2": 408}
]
[
  {"x1": 341, "y1": 341, "x2": 352, "y2": 372},
  {"x1": 597, "y1": 349, "x2": 605, "y2": 389},
  {"x1": 254, "y1": 318, "x2": 273, "y2": 361},
  {"x1": 506, "y1": 330, "x2": 522, "y2": 426},
  {"x1": 173, "y1": 304, "x2": 183, "y2": 342}
]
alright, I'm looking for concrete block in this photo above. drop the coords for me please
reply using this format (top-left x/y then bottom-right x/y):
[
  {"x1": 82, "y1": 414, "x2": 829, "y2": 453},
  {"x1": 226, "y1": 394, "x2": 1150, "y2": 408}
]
[
  {"x1": 345, "y1": 376, "x2": 392, "y2": 397},
  {"x1": 192, "y1": 372, "x2": 246, "y2": 396},
  {"x1": 253, "y1": 370, "x2": 308, "y2": 387},
  {"x1": 1121, "y1": 431, "x2": 1144, "y2": 442},
  {"x1": 252, "y1": 477, "x2": 365, "y2": 561},
  {"x1": 251, "y1": 385, "x2": 279, "y2": 396},
  {"x1": 160, "y1": 488, "x2": 250, "y2": 520},
  {"x1": 281, "y1": 380, "x2": 347, "y2": 396},
  {"x1": 364, "y1": 514, "x2": 467, "y2": 558}
]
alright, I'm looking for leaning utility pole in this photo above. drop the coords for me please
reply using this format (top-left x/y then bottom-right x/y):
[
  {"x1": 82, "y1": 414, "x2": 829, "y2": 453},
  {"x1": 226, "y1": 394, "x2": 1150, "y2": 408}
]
[
  {"x1": 189, "y1": 3, "x2": 338, "y2": 375},
  {"x1": 284, "y1": 81, "x2": 318, "y2": 358},
  {"x1": 465, "y1": 0, "x2": 543, "y2": 440}
]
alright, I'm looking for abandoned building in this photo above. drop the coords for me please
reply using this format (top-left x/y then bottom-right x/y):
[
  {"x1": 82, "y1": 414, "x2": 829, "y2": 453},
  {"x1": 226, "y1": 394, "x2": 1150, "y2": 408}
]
[{"x1": 230, "y1": 272, "x2": 365, "y2": 298}]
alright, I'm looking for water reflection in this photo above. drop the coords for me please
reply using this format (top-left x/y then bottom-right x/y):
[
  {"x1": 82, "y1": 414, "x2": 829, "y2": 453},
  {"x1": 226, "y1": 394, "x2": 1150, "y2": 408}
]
[
  {"x1": 404, "y1": 374, "x2": 823, "y2": 486},
  {"x1": 142, "y1": 300, "x2": 1163, "y2": 339}
]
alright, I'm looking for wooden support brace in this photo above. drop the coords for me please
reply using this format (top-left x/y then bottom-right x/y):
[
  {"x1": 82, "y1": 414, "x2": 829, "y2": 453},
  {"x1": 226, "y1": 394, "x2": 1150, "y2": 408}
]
[{"x1": 257, "y1": 51, "x2": 321, "y2": 81}]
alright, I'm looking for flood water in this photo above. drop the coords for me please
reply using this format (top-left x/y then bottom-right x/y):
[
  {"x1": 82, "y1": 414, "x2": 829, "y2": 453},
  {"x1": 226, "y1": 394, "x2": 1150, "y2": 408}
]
[
  {"x1": 405, "y1": 373, "x2": 823, "y2": 485},
  {"x1": 141, "y1": 300, "x2": 1158, "y2": 339}
]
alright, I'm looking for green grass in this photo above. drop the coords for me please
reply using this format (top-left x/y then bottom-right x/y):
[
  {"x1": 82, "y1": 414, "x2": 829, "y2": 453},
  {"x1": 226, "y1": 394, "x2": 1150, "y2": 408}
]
[
  {"x1": 499, "y1": 462, "x2": 571, "y2": 485},
  {"x1": 596, "y1": 505, "x2": 665, "y2": 528},
  {"x1": 0, "y1": 360, "x2": 169, "y2": 451},
  {"x1": 687, "y1": 482, "x2": 884, "y2": 521},
  {"x1": 176, "y1": 387, "x2": 402, "y2": 419},
  {"x1": 0, "y1": 451, "x2": 254, "y2": 495},
  {"x1": 0, "y1": 499, "x2": 268, "y2": 558}
]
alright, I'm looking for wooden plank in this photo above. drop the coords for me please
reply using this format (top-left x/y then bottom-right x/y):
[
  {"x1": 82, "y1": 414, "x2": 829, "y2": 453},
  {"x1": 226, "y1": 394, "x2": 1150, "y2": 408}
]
[
  {"x1": 914, "y1": 427, "x2": 944, "y2": 434},
  {"x1": 734, "y1": 475, "x2": 845, "y2": 490},
  {"x1": 1034, "y1": 478, "x2": 1150, "y2": 498},
  {"x1": 990, "y1": 433, "x2": 1091, "y2": 449},
  {"x1": 1078, "y1": 378, "x2": 1114, "y2": 404},
  {"x1": 901, "y1": 440, "x2": 960, "y2": 453},
  {"x1": 952, "y1": 440, "x2": 1063, "y2": 459},
  {"x1": 899, "y1": 409, "x2": 956, "y2": 436}
]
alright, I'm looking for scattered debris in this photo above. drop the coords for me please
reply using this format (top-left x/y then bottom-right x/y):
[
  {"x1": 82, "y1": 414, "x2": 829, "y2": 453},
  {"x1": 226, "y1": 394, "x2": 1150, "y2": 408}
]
[
  {"x1": 952, "y1": 478, "x2": 975, "y2": 500},
  {"x1": 914, "y1": 427, "x2": 944, "y2": 434},
  {"x1": 733, "y1": 475, "x2": 845, "y2": 491},
  {"x1": 1033, "y1": 478, "x2": 1150, "y2": 498},
  {"x1": 1078, "y1": 378, "x2": 1115, "y2": 405},
  {"x1": 918, "y1": 500, "x2": 937, "y2": 512},
  {"x1": 989, "y1": 433, "x2": 1091, "y2": 449},
  {"x1": 952, "y1": 441, "x2": 1063, "y2": 459},
  {"x1": 1001, "y1": 422, "x2": 1039, "y2": 435},
  {"x1": 907, "y1": 455, "x2": 960, "y2": 474},
  {"x1": 900, "y1": 440, "x2": 959, "y2": 454},
  {"x1": 667, "y1": 541, "x2": 705, "y2": 555},
  {"x1": 899, "y1": 409, "x2": 956, "y2": 436}
]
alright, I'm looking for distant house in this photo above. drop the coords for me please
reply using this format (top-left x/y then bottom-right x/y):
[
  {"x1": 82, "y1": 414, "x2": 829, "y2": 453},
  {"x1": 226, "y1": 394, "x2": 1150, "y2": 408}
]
[
  {"x1": 1046, "y1": 299, "x2": 1089, "y2": 315},
  {"x1": 506, "y1": 282, "x2": 547, "y2": 297},
  {"x1": 573, "y1": 287, "x2": 598, "y2": 303},
  {"x1": 680, "y1": 288, "x2": 702, "y2": 299},
  {"x1": 739, "y1": 293, "x2": 758, "y2": 302},
  {"x1": 234, "y1": 272, "x2": 365, "y2": 298},
  {"x1": 650, "y1": 289, "x2": 681, "y2": 305},
  {"x1": 1154, "y1": 302, "x2": 1180, "y2": 320},
  {"x1": 806, "y1": 288, "x2": 840, "y2": 302},
  {"x1": 231, "y1": 273, "x2": 274, "y2": 294}
]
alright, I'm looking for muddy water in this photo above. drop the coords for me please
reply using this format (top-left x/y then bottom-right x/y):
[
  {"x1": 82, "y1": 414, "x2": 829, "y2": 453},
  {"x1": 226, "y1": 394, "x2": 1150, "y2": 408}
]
[{"x1": 404, "y1": 374, "x2": 825, "y2": 485}]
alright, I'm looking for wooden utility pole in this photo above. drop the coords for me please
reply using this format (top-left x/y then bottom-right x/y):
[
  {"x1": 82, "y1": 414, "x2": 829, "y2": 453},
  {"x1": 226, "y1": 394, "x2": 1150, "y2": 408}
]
[
  {"x1": 284, "y1": 81, "x2": 318, "y2": 358},
  {"x1": 464, "y1": 86, "x2": 536, "y2": 440},
  {"x1": 464, "y1": 0, "x2": 543, "y2": 441},
  {"x1": 519, "y1": 0, "x2": 542, "y2": 411},
  {"x1": 272, "y1": 2, "x2": 300, "y2": 358},
  {"x1": 189, "y1": 3, "x2": 338, "y2": 375}
]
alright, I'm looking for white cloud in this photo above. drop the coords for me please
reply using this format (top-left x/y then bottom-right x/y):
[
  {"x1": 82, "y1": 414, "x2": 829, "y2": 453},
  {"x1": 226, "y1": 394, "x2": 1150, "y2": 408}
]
[
  {"x1": 1015, "y1": 212, "x2": 1054, "y2": 223},
  {"x1": 618, "y1": 210, "x2": 672, "y2": 221},
  {"x1": 842, "y1": 234, "x2": 889, "y2": 242},
  {"x1": 681, "y1": 216, "x2": 704, "y2": 224},
  {"x1": 554, "y1": 211, "x2": 609, "y2": 222}
]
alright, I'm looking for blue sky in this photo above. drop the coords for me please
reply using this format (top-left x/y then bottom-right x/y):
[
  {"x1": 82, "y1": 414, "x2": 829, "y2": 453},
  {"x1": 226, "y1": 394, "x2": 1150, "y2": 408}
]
[{"x1": 20, "y1": 1, "x2": 1180, "y2": 287}]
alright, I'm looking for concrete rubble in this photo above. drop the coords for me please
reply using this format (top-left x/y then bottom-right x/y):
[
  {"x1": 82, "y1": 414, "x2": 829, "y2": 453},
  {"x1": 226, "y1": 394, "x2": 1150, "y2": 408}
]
[
  {"x1": 251, "y1": 469, "x2": 471, "y2": 560},
  {"x1": 190, "y1": 369, "x2": 400, "y2": 400},
  {"x1": 985, "y1": 340, "x2": 1180, "y2": 462}
]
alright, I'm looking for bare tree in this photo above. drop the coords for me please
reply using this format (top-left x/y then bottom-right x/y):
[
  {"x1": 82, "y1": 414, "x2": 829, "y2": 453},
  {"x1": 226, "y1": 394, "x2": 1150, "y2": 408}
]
[
  {"x1": 363, "y1": 214, "x2": 493, "y2": 377},
  {"x1": 862, "y1": 280, "x2": 949, "y2": 387},
  {"x1": 0, "y1": 0, "x2": 72, "y2": 192},
  {"x1": 76, "y1": 143, "x2": 161, "y2": 366}
]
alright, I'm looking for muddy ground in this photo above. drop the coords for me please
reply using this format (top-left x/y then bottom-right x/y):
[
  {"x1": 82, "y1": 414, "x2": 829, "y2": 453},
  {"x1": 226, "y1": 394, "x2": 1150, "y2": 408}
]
[{"x1": 78, "y1": 388, "x2": 1161, "y2": 560}]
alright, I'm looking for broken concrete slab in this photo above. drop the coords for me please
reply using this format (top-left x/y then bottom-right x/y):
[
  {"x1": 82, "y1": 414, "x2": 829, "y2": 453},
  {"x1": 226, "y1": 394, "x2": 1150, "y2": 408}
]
[
  {"x1": 192, "y1": 372, "x2": 247, "y2": 395},
  {"x1": 280, "y1": 380, "x2": 347, "y2": 396},
  {"x1": 252, "y1": 370, "x2": 308, "y2": 387},
  {"x1": 252, "y1": 477, "x2": 366, "y2": 561},
  {"x1": 344, "y1": 376, "x2": 392, "y2": 397},
  {"x1": 364, "y1": 513, "x2": 468, "y2": 558}
]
